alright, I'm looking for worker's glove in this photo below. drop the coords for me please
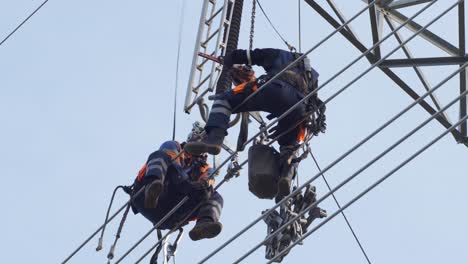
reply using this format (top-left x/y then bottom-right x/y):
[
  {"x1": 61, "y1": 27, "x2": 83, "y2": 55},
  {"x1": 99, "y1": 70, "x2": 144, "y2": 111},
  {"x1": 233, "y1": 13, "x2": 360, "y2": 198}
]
[{"x1": 188, "y1": 181, "x2": 212, "y2": 201}]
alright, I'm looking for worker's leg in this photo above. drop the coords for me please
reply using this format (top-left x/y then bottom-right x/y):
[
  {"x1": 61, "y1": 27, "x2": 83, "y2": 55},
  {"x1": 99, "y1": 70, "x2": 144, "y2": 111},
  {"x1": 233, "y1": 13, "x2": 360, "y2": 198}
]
[{"x1": 189, "y1": 191, "x2": 224, "y2": 241}]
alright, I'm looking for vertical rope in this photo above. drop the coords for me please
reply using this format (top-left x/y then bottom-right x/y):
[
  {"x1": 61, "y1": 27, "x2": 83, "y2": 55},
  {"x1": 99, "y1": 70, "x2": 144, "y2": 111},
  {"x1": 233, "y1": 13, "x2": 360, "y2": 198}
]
[
  {"x1": 250, "y1": 0, "x2": 256, "y2": 50},
  {"x1": 298, "y1": 0, "x2": 302, "y2": 52},
  {"x1": 172, "y1": 0, "x2": 187, "y2": 140}
]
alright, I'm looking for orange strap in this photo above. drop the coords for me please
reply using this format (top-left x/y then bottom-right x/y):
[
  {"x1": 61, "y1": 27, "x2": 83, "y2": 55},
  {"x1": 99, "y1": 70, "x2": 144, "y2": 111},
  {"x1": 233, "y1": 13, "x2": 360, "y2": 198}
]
[
  {"x1": 296, "y1": 125, "x2": 307, "y2": 143},
  {"x1": 233, "y1": 82, "x2": 257, "y2": 94},
  {"x1": 136, "y1": 164, "x2": 147, "y2": 182},
  {"x1": 198, "y1": 164, "x2": 215, "y2": 187}
]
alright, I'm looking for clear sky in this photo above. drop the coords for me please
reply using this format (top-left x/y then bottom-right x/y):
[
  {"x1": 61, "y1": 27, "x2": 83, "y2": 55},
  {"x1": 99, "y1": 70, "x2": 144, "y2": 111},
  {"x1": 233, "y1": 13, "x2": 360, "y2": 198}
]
[{"x1": 1, "y1": 0, "x2": 467, "y2": 263}]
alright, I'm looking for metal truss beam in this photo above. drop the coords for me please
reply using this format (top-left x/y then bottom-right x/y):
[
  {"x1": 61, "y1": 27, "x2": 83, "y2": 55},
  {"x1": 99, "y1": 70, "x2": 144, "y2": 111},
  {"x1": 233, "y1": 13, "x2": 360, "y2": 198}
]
[
  {"x1": 304, "y1": 0, "x2": 465, "y2": 143},
  {"x1": 384, "y1": 16, "x2": 449, "y2": 121},
  {"x1": 369, "y1": 1, "x2": 382, "y2": 58},
  {"x1": 325, "y1": 0, "x2": 360, "y2": 40},
  {"x1": 383, "y1": 8, "x2": 461, "y2": 56},
  {"x1": 459, "y1": 1, "x2": 467, "y2": 137},
  {"x1": 386, "y1": 0, "x2": 434, "y2": 10},
  {"x1": 380, "y1": 56, "x2": 468, "y2": 67}
]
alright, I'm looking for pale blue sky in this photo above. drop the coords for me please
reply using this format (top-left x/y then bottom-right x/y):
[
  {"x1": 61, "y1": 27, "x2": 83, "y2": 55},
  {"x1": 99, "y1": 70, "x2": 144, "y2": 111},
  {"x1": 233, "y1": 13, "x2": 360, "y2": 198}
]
[{"x1": 1, "y1": 0, "x2": 467, "y2": 263}]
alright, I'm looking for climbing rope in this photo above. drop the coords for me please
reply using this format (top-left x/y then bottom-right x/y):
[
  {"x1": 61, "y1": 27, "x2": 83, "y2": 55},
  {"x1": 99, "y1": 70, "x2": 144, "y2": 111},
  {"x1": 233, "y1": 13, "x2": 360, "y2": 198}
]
[
  {"x1": 249, "y1": 0, "x2": 256, "y2": 51},
  {"x1": 172, "y1": 0, "x2": 187, "y2": 141},
  {"x1": 0, "y1": 0, "x2": 50, "y2": 47},
  {"x1": 256, "y1": 0, "x2": 295, "y2": 51},
  {"x1": 298, "y1": 0, "x2": 302, "y2": 52}
]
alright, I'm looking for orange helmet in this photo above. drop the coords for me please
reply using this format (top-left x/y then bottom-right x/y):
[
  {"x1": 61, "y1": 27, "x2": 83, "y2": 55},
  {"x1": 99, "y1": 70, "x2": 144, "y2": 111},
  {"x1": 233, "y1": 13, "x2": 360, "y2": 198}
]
[{"x1": 230, "y1": 64, "x2": 255, "y2": 85}]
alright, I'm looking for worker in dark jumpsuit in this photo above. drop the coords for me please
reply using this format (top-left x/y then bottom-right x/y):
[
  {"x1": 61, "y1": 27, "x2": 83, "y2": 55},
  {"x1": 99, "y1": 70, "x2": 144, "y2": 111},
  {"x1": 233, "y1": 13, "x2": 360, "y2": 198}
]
[
  {"x1": 131, "y1": 140, "x2": 223, "y2": 241},
  {"x1": 185, "y1": 48, "x2": 320, "y2": 200}
]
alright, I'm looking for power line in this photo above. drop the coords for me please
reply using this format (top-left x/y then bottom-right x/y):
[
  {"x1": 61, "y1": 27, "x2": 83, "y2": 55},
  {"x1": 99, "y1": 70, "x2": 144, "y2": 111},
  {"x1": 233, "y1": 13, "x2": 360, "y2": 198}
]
[
  {"x1": 268, "y1": 112, "x2": 468, "y2": 263},
  {"x1": 0, "y1": 0, "x2": 49, "y2": 47},
  {"x1": 235, "y1": 57, "x2": 468, "y2": 263},
  {"x1": 310, "y1": 151, "x2": 372, "y2": 264},
  {"x1": 172, "y1": 0, "x2": 187, "y2": 141},
  {"x1": 199, "y1": 2, "x2": 461, "y2": 261}
]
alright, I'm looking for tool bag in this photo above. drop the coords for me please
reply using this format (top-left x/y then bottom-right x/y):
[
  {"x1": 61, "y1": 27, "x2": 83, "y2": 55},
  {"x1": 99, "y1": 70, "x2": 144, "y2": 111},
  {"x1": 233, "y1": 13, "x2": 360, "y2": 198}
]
[{"x1": 248, "y1": 144, "x2": 280, "y2": 199}]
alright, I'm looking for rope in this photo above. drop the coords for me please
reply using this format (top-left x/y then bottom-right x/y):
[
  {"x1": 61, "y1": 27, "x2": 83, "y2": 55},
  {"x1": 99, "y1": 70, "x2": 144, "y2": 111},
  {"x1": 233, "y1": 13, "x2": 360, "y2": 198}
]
[
  {"x1": 249, "y1": 0, "x2": 256, "y2": 51},
  {"x1": 255, "y1": 0, "x2": 295, "y2": 51},
  {"x1": 172, "y1": 0, "x2": 187, "y2": 141},
  {"x1": 96, "y1": 185, "x2": 131, "y2": 252},
  {"x1": 268, "y1": 114, "x2": 468, "y2": 263},
  {"x1": 0, "y1": 0, "x2": 49, "y2": 47},
  {"x1": 298, "y1": 0, "x2": 302, "y2": 52},
  {"x1": 309, "y1": 150, "x2": 372, "y2": 264},
  {"x1": 198, "y1": 2, "x2": 460, "y2": 261}
]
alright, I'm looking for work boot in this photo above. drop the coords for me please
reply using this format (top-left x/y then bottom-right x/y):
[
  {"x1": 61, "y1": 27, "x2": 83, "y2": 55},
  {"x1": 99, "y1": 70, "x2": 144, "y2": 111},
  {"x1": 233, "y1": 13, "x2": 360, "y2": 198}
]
[
  {"x1": 189, "y1": 218, "x2": 223, "y2": 241},
  {"x1": 184, "y1": 127, "x2": 226, "y2": 156},
  {"x1": 144, "y1": 179, "x2": 164, "y2": 209}
]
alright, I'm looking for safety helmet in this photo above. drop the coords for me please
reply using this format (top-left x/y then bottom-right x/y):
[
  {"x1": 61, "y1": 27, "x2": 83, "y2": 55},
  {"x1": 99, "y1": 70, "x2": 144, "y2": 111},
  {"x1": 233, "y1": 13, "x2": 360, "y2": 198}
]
[{"x1": 230, "y1": 64, "x2": 255, "y2": 86}]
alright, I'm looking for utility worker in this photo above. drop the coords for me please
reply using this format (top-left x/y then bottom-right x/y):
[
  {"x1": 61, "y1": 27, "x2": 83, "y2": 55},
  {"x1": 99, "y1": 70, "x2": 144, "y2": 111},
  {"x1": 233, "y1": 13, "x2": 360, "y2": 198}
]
[
  {"x1": 131, "y1": 127, "x2": 223, "y2": 241},
  {"x1": 185, "y1": 48, "x2": 325, "y2": 200}
]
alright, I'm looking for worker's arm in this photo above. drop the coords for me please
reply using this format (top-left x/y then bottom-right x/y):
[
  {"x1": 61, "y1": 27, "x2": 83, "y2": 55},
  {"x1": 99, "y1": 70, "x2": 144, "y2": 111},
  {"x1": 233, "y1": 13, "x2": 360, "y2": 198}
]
[
  {"x1": 143, "y1": 141, "x2": 182, "y2": 181},
  {"x1": 227, "y1": 48, "x2": 285, "y2": 71}
]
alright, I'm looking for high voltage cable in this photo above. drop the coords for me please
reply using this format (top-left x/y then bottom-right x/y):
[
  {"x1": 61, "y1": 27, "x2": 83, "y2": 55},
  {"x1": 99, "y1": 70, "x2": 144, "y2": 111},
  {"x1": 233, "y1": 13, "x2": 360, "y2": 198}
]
[
  {"x1": 268, "y1": 109, "x2": 468, "y2": 263},
  {"x1": 230, "y1": 1, "x2": 461, "y2": 261},
  {"x1": 172, "y1": 0, "x2": 187, "y2": 141},
  {"x1": 198, "y1": 1, "x2": 457, "y2": 261},
  {"x1": 0, "y1": 0, "x2": 49, "y2": 47},
  {"x1": 235, "y1": 57, "x2": 468, "y2": 263},
  {"x1": 310, "y1": 150, "x2": 372, "y2": 264}
]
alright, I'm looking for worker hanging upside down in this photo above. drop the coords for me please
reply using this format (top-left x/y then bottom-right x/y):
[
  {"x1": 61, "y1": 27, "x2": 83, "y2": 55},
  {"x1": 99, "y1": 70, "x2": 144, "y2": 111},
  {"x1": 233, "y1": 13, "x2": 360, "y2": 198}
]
[
  {"x1": 185, "y1": 48, "x2": 326, "y2": 201},
  {"x1": 131, "y1": 126, "x2": 223, "y2": 241}
]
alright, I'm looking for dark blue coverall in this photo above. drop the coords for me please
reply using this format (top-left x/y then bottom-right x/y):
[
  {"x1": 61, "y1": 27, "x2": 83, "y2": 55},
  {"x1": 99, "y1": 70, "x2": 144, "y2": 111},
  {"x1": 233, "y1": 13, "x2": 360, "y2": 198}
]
[
  {"x1": 206, "y1": 48, "x2": 319, "y2": 147},
  {"x1": 131, "y1": 141, "x2": 223, "y2": 230}
]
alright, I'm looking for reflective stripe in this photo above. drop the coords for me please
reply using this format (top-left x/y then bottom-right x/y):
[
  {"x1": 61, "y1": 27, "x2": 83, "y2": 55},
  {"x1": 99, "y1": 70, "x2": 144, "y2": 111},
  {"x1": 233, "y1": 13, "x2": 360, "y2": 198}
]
[
  {"x1": 147, "y1": 158, "x2": 168, "y2": 172},
  {"x1": 210, "y1": 106, "x2": 232, "y2": 116},
  {"x1": 147, "y1": 164, "x2": 164, "y2": 173},
  {"x1": 213, "y1": 99, "x2": 231, "y2": 110},
  {"x1": 199, "y1": 204, "x2": 221, "y2": 220}
]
